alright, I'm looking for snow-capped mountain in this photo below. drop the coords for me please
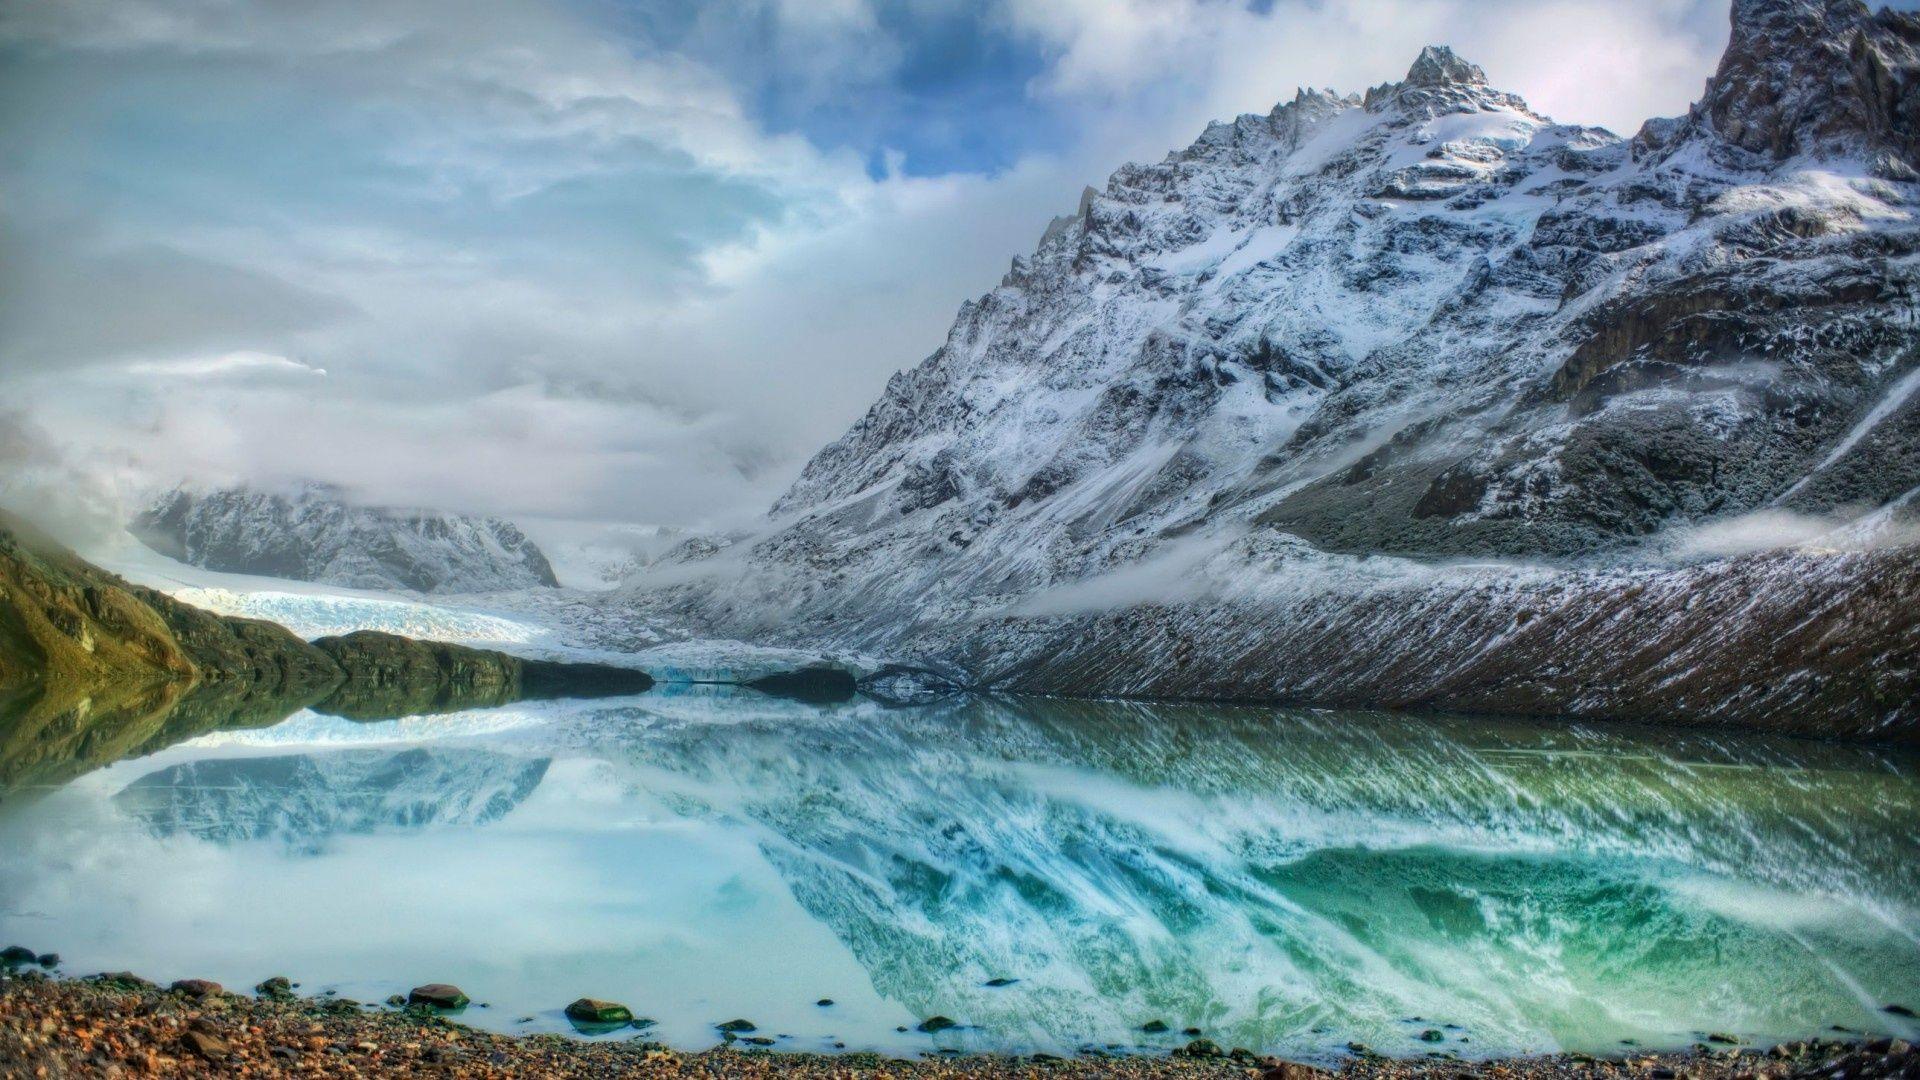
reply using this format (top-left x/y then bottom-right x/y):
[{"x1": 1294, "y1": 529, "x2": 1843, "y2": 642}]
[
  {"x1": 114, "y1": 746, "x2": 551, "y2": 852},
  {"x1": 624, "y1": 0, "x2": 1920, "y2": 737},
  {"x1": 132, "y1": 483, "x2": 560, "y2": 594},
  {"x1": 776, "y1": 1, "x2": 1917, "y2": 568}
]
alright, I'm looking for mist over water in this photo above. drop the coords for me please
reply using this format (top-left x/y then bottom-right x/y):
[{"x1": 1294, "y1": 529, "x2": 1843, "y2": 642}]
[{"x1": 2, "y1": 688, "x2": 1917, "y2": 1059}]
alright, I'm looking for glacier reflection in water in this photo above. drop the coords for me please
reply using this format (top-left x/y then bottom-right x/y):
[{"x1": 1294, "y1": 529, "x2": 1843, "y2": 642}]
[{"x1": 1, "y1": 688, "x2": 1917, "y2": 1059}]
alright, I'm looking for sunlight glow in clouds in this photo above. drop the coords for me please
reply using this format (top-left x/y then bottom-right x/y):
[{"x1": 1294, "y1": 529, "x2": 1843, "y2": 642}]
[{"x1": 5, "y1": 0, "x2": 1873, "y2": 539}]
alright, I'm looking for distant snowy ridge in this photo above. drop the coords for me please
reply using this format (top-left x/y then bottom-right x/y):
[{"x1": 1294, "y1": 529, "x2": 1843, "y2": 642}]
[
  {"x1": 133, "y1": 482, "x2": 560, "y2": 595},
  {"x1": 614, "y1": 0, "x2": 1920, "y2": 738}
]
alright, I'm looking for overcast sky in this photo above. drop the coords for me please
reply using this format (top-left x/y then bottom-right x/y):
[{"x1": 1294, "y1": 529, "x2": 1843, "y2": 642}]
[{"x1": 0, "y1": 0, "x2": 1887, "y2": 536}]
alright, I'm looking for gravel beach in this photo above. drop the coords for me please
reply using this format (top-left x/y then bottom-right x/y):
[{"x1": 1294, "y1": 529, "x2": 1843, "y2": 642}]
[{"x1": 2, "y1": 969, "x2": 1915, "y2": 1080}]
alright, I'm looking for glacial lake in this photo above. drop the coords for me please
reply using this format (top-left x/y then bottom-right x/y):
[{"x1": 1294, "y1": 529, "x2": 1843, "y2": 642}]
[{"x1": 2, "y1": 686, "x2": 1918, "y2": 1060}]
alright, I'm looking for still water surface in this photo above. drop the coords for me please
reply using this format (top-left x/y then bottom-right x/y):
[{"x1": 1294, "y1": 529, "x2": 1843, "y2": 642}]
[{"x1": 3, "y1": 687, "x2": 1918, "y2": 1059}]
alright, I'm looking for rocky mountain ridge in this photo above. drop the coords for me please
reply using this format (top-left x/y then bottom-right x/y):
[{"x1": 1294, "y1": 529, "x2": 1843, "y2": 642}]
[
  {"x1": 133, "y1": 483, "x2": 560, "y2": 594},
  {"x1": 619, "y1": 0, "x2": 1920, "y2": 738}
]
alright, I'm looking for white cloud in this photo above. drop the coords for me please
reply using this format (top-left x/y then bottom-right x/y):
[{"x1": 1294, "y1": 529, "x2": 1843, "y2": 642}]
[
  {"x1": 1667, "y1": 510, "x2": 1842, "y2": 559},
  {"x1": 120, "y1": 351, "x2": 328, "y2": 379}
]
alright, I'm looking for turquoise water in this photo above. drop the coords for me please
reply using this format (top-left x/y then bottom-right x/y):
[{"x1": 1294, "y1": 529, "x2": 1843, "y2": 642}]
[{"x1": 2, "y1": 687, "x2": 1918, "y2": 1059}]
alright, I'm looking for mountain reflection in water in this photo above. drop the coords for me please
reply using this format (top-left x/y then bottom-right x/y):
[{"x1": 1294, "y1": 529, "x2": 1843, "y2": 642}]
[{"x1": 1, "y1": 685, "x2": 1916, "y2": 1060}]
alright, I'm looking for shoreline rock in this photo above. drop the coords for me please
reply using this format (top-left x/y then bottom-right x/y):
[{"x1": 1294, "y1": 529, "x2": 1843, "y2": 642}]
[
  {"x1": 566, "y1": 998, "x2": 635, "y2": 1025},
  {"x1": 407, "y1": 983, "x2": 470, "y2": 1010}
]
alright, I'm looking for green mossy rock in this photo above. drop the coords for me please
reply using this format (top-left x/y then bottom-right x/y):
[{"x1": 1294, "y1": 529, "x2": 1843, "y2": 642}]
[{"x1": 564, "y1": 998, "x2": 634, "y2": 1024}]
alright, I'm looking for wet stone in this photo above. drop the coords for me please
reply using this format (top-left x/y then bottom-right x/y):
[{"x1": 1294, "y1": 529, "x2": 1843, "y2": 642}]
[
  {"x1": 566, "y1": 998, "x2": 634, "y2": 1024},
  {"x1": 1141, "y1": 1020, "x2": 1170, "y2": 1034},
  {"x1": 0, "y1": 946, "x2": 38, "y2": 965},
  {"x1": 716, "y1": 1018, "x2": 758, "y2": 1033},
  {"x1": 407, "y1": 983, "x2": 470, "y2": 1009},
  {"x1": 918, "y1": 1016, "x2": 958, "y2": 1034},
  {"x1": 182, "y1": 1029, "x2": 229, "y2": 1060},
  {"x1": 93, "y1": 972, "x2": 155, "y2": 991},
  {"x1": 170, "y1": 979, "x2": 223, "y2": 998}
]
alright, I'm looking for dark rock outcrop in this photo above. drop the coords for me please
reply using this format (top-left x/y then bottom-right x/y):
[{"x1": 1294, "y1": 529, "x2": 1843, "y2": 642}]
[
  {"x1": 311, "y1": 631, "x2": 652, "y2": 720},
  {"x1": 1650, "y1": 0, "x2": 1920, "y2": 172},
  {"x1": 743, "y1": 665, "x2": 858, "y2": 704}
]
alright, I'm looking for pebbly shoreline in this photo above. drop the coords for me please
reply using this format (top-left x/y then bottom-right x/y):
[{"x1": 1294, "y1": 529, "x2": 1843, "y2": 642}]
[{"x1": 2, "y1": 967, "x2": 1916, "y2": 1080}]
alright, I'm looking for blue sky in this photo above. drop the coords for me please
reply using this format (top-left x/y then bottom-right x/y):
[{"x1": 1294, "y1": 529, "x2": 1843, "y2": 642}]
[
  {"x1": 0, "y1": 0, "x2": 1877, "y2": 536},
  {"x1": 598, "y1": 0, "x2": 1075, "y2": 178}
]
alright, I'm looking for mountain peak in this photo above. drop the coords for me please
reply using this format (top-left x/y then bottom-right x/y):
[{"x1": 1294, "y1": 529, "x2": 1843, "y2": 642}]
[
  {"x1": 1404, "y1": 45, "x2": 1486, "y2": 88},
  {"x1": 1672, "y1": 0, "x2": 1920, "y2": 170}
]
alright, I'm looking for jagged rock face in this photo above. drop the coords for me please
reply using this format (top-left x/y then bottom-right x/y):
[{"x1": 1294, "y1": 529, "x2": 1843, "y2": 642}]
[
  {"x1": 662, "y1": 0, "x2": 1920, "y2": 626},
  {"x1": 133, "y1": 484, "x2": 560, "y2": 594},
  {"x1": 1661, "y1": 0, "x2": 1920, "y2": 172}
]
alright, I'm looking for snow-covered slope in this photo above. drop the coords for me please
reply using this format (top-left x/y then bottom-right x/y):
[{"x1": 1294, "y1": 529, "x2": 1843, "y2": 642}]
[
  {"x1": 133, "y1": 483, "x2": 560, "y2": 595},
  {"x1": 619, "y1": 0, "x2": 1920, "y2": 737},
  {"x1": 772, "y1": 1, "x2": 1919, "y2": 574}
]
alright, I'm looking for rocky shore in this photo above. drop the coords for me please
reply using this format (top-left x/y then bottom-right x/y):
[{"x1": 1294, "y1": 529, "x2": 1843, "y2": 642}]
[{"x1": 2, "y1": 968, "x2": 1914, "y2": 1080}]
